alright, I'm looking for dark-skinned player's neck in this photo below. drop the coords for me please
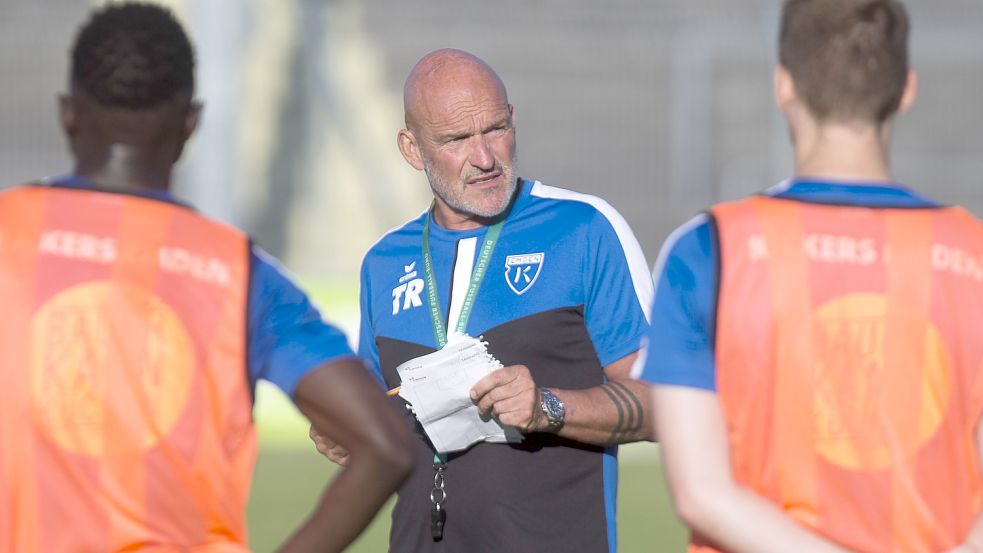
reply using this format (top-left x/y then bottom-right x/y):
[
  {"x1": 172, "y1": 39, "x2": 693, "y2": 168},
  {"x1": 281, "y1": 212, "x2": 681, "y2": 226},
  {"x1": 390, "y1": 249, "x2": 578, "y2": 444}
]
[{"x1": 72, "y1": 142, "x2": 173, "y2": 194}]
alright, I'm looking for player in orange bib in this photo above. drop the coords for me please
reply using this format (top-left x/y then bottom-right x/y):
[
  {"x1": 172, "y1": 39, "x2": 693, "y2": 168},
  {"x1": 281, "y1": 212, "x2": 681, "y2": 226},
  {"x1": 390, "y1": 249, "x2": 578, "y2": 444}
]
[
  {"x1": 637, "y1": 1, "x2": 983, "y2": 552},
  {"x1": 0, "y1": 3, "x2": 412, "y2": 552}
]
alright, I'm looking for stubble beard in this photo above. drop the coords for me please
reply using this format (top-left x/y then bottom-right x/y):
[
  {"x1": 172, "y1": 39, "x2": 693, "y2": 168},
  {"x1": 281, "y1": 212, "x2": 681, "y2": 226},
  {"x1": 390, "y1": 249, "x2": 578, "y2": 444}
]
[{"x1": 424, "y1": 154, "x2": 518, "y2": 220}]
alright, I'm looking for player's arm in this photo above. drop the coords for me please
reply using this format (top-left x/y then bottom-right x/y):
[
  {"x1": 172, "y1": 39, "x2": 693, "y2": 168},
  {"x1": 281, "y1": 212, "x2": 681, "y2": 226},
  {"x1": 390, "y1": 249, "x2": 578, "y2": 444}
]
[
  {"x1": 248, "y1": 249, "x2": 413, "y2": 552},
  {"x1": 654, "y1": 384, "x2": 851, "y2": 553},
  {"x1": 277, "y1": 359, "x2": 413, "y2": 553},
  {"x1": 470, "y1": 353, "x2": 653, "y2": 444},
  {"x1": 944, "y1": 416, "x2": 983, "y2": 553},
  {"x1": 308, "y1": 253, "x2": 392, "y2": 468}
]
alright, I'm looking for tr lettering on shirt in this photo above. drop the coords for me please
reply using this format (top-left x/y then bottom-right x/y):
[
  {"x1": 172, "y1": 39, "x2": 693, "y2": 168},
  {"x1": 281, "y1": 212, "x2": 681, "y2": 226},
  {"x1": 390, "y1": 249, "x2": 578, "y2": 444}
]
[{"x1": 392, "y1": 260, "x2": 425, "y2": 315}]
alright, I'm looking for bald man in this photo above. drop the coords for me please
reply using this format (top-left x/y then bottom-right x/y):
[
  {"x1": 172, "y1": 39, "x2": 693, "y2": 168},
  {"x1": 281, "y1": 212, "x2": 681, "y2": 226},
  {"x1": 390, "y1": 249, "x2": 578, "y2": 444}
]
[{"x1": 312, "y1": 49, "x2": 654, "y2": 552}]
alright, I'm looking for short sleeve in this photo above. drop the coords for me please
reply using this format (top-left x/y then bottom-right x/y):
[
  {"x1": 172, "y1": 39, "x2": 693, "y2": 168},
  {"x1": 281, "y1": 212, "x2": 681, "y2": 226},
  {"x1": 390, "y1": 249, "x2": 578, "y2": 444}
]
[
  {"x1": 247, "y1": 247, "x2": 357, "y2": 397},
  {"x1": 632, "y1": 214, "x2": 718, "y2": 391},
  {"x1": 582, "y1": 206, "x2": 653, "y2": 367},
  {"x1": 356, "y1": 255, "x2": 385, "y2": 386}
]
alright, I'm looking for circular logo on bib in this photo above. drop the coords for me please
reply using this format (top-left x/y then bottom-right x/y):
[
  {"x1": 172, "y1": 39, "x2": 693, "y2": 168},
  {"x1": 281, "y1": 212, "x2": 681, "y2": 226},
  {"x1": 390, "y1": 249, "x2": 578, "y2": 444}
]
[
  {"x1": 30, "y1": 281, "x2": 194, "y2": 456},
  {"x1": 813, "y1": 293, "x2": 951, "y2": 470}
]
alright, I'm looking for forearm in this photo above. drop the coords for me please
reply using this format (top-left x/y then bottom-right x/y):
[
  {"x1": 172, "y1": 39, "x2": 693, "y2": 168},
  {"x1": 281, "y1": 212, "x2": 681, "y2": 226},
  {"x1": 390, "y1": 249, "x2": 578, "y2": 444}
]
[
  {"x1": 953, "y1": 419, "x2": 983, "y2": 553},
  {"x1": 283, "y1": 360, "x2": 414, "y2": 553},
  {"x1": 551, "y1": 378, "x2": 654, "y2": 445},
  {"x1": 276, "y1": 452, "x2": 405, "y2": 553},
  {"x1": 655, "y1": 385, "x2": 850, "y2": 553},
  {"x1": 678, "y1": 482, "x2": 850, "y2": 553},
  {"x1": 952, "y1": 513, "x2": 983, "y2": 553}
]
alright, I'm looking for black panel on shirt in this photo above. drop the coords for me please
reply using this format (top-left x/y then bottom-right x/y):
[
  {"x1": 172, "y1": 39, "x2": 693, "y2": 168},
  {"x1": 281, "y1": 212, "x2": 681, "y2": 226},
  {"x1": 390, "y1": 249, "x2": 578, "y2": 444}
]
[{"x1": 377, "y1": 305, "x2": 609, "y2": 553}]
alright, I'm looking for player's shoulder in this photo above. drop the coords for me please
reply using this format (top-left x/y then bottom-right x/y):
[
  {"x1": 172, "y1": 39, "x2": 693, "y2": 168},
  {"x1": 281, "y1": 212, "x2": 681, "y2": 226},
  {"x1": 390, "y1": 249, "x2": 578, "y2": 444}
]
[
  {"x1": 937, "y1": 205, "x2": 983, "y2": 251},
  {"x1": 652, "y1": 213, "x2": 716, "y2": 278},
  {"x1": 0, "y1": 182, "x2": 45, "y2": 208},
  {"x1": 363, "y1": 211, "x2": 427, "y2": 257},
  {"x1": 248, "y1": 245, "x2": 307, "y2": 297},
  {"x1": 665, "y1": 213, "x2": 714, "y2": 249},
  {"x1": 360, "y1": 210, "x2": 428, "y2": 270},
  {"x1": 0, "y1": 182, "x2": 41, "y2": 196},
  {"x1": 945, "y1": 205, "x2": 983, "y2": 228}
]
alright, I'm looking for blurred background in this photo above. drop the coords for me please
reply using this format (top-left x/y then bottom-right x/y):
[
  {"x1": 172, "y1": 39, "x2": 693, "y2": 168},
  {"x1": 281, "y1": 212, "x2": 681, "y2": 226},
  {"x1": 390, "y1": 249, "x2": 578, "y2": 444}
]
[{"x1": 3, "y1": 0, "x2": 982, "y2": 551}]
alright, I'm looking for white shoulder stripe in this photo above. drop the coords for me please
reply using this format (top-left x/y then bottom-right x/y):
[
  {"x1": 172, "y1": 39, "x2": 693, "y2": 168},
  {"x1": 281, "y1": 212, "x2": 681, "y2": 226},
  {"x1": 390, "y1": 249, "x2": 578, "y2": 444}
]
[
  {"x1": 650, "y1": 213, "x2": 709, "y2": 301},
  {"x1": 529, "y1": 181, "x2": 653, "y2": 322}
]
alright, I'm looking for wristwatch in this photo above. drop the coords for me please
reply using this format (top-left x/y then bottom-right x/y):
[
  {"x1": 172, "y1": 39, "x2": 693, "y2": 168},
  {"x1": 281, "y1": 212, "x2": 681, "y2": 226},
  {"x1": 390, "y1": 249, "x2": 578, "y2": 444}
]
[{"x1": 539, "y1": 387, "x2": 565, "y2": 431}]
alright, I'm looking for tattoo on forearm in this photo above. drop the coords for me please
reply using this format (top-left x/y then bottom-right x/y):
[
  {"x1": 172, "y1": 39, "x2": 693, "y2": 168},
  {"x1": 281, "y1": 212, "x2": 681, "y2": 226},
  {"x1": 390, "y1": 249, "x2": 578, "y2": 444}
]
[
  {"x1": 609, "y1": 381, "x2": 644, "y2": 428},
  {"x1": 601, "y1": 381, "x2": 644, "y2": 443},
  {"x1": 599, "y1": 385, "x2": 625, "y2": 443}
]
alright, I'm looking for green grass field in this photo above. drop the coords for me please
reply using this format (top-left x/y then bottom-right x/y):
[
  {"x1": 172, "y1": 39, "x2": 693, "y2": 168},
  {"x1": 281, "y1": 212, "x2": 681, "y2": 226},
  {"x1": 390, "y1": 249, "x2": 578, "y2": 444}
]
[
  {"x1": 244, "y1": 280, "x2": 688, "y2": 552},
  {"x1": 246, "y1": 396, "x2": 688, "y2": 552}
]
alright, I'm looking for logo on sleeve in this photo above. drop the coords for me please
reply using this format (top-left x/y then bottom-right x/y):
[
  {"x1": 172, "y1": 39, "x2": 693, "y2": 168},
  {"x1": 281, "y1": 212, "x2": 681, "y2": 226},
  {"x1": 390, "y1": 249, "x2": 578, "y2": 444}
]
[
  {"x1": 392, "y1": 260, "x2": 424, "y2": 315},
  {"x1": 504, "y1": 253, "x2": 544, "y2": 295}
]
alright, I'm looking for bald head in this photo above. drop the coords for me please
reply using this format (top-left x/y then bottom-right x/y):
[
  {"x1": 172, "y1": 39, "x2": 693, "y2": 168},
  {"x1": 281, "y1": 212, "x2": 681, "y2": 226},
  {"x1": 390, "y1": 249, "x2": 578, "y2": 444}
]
[
  {"x1": 403, "y1": 49, "x2": 508, "y2": 131},
  {"x1": 396, "y1": 49, "x2": 518, "y2": 228}
]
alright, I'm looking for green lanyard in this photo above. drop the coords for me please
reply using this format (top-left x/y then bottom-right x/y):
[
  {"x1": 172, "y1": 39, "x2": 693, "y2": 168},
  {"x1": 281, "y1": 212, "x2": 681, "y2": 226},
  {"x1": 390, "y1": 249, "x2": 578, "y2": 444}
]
[
  {"x1": 420, "y1": 211, "x2": 503, "y2": 464},
  {"x1": 421, "y1": 213, "x2": 503, "y2": 348}
]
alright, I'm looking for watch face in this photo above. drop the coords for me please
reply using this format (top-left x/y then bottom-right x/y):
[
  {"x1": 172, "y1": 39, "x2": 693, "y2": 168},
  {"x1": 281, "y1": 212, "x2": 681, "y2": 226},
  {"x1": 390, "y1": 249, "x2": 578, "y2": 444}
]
[{"x1": 541, "y1": 389, "x2": 564, "y2": 427}]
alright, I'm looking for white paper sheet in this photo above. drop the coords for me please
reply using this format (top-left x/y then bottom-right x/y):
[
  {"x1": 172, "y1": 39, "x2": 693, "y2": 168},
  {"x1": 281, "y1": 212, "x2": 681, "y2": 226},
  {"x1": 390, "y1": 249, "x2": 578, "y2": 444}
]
[{"x1": 397, "y1": 334, "x2": 522, "y2": 453}]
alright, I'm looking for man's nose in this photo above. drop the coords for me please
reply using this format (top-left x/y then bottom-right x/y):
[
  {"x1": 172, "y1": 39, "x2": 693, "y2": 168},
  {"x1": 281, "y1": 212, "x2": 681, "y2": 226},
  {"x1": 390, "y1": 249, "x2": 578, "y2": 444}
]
[{"x1": 468, "y1": 135, "x2": 495, "y2": 171}]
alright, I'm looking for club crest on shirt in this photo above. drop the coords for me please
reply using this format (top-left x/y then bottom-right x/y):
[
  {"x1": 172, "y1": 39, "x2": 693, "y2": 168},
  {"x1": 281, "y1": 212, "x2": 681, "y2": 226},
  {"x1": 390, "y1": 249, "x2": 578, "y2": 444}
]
[{"x1": 504, "y1": 253, "x2": 544, "y2": 295}]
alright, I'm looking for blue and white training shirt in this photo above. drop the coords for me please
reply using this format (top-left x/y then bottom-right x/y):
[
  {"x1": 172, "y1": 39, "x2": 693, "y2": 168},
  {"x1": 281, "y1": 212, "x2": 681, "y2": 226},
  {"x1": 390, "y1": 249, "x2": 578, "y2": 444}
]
[{"x1": 359, "y1": 178, "x2": 652, "y2": 553}]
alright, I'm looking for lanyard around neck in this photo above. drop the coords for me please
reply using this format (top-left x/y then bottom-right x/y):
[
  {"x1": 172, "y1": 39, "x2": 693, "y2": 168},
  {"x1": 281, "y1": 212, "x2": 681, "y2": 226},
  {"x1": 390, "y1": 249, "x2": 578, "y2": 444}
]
[
  {"x1": 420, "y1": 212, "x2": 503, "y2": 349},
  {"x1": 420, "y1": 211, "x2": 503, "y2": 465}
]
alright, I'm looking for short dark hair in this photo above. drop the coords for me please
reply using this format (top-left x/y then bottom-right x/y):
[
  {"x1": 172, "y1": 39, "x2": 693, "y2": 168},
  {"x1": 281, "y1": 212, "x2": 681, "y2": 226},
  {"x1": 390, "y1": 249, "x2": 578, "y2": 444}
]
[
  {"x1": 70, "y1": 2, "x2": 195, "y2": 109},
  {"x1": 779, "y1": 0, "x2": 909, "y2": 124}
]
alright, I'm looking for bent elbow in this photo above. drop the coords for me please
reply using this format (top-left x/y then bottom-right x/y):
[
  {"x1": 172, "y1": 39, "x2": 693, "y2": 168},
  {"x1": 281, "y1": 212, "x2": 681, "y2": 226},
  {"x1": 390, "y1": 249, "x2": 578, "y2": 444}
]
[
  {"x1": 672, "y1": 489, "x2": 705, "y2": 530},
  {"x1": 381, "y1": 430, "x2": 415, "y2": 478},
  {"x1": 669, "y1": 478, "x2": 721, "y2": 533},
  {"x1": 360, "y1": 423, "x2": 415, "y2": 480}
]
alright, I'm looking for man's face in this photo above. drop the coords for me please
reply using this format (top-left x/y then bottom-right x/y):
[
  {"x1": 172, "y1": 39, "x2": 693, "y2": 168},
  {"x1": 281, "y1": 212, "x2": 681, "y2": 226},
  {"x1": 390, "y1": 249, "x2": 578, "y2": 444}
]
[{"x1": 415, "y1": 86, "x2": 517, "y2": 219}]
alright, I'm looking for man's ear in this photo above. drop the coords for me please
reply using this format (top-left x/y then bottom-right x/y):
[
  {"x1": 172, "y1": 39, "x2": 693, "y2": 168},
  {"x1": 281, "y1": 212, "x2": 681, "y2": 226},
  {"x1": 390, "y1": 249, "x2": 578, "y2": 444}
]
[
  {"x1": 774, "y1": 65, "x2": 797, "y2": 116},
  {"x1": 58, "y1": 94, "x2": 77, "y2": 137},
  {"x1": 897, "y1": 70, "x2": 918, "y2": 114},
  {"x1": 397, "y1": 129, "x2": 425, "y2": 171},
  {"x1": 183, "y1": 100, "x2": 203, "y2": 140}
]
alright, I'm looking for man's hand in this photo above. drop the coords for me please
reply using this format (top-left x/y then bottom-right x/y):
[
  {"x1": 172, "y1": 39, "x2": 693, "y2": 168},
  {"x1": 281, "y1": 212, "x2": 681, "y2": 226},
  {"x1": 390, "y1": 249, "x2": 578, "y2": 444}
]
[
  {"x1": 309, "y1": 424, "x2": 350, "y2": 466},
  {"x1": 470, "y1": 364, "x2": 549, "y2": 432}
]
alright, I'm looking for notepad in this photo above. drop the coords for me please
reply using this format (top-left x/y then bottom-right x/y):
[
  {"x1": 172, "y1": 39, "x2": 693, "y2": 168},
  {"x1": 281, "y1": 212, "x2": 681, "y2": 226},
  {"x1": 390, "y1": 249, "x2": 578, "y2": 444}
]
[{"x1": 396, "y1": 334, "x2": 522, "y2": 453}]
